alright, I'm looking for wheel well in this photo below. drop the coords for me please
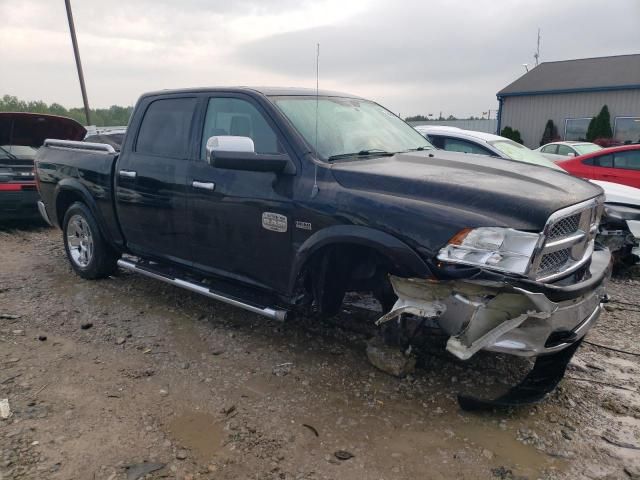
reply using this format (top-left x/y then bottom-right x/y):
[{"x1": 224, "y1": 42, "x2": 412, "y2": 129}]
[
  {"x1": 301, "y1": 243, "x2": 399, "y2": 315},
  {"x1": 55, "y1": 190, "x2": 85, "y2": 226}
]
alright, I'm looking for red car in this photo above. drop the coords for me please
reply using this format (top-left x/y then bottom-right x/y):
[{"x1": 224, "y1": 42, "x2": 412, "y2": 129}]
[{"x1": 557, "y1": 144, "x2": 640, "y2": 189}]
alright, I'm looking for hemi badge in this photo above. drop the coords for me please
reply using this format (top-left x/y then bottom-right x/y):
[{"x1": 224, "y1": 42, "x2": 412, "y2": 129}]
[{"x1": 295, "y1": 221, "x2": 312, "y2": 231}]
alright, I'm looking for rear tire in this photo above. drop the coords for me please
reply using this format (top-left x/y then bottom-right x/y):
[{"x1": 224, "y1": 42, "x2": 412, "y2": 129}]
[{"x1": 62, "y1": 202, "x2": 118, "y2": 279}]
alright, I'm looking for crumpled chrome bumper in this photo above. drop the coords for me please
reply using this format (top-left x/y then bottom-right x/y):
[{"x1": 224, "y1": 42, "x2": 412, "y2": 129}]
[
  {"x1": 377, "y1": 249, "x2": 612, "y2": 360},
  {"x1": 482, "y1": 281, "x2": 604, "y2": 357}
]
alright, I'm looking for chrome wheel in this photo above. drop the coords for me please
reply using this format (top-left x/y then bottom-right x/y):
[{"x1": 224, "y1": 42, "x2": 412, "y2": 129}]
[{"x1": 66, "y1": 214, "x2": 94, "y2": 268}]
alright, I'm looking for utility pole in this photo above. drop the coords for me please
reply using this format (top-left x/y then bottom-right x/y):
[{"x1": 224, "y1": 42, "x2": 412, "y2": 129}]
[{"x1": 64, "y1": 0, "x2": 91, "y2": 125}]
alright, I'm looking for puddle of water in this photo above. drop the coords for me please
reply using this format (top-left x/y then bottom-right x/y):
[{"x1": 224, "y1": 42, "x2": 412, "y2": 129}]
[
  {"x1": 456, "y1": 422, "x2": 565, "y2": 474},
  {"x1": 167, "y1": 411, "x2": 225, "y2": 462}
]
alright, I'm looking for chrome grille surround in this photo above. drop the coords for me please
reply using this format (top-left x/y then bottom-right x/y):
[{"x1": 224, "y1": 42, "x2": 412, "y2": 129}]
[{"x1": 528, "y1": 196, "x2": 604, "y2": 282}]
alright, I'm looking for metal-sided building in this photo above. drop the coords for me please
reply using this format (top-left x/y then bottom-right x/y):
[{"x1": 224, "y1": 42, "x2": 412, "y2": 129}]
[{"x1": 496, "y1": 54, "x2": 640, "y2": 148}]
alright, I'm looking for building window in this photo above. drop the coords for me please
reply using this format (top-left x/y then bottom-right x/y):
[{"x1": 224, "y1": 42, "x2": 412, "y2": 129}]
[
  {"x1": 564, "y1": 118, "x2": 592, "y2": 141},
  {"x1": 614, "y1": 117, "x2": 640, "y2": 144}
]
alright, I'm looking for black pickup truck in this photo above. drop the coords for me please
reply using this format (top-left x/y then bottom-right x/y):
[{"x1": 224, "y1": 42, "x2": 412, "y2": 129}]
[{"x1": 35, "y1": 87, "x2": 611, "y2": 408}]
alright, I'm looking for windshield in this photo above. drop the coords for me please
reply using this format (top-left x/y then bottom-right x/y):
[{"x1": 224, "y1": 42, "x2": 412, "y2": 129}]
[
  {"x1": 270, "y1": 96, "x2": 433, "y2": 160},
  {"x1": 490, "y1": 139, "x2": 563, "y2": 171},
  {"x1": 574, "y1": 143, "x2": 602, "y2": 155}
]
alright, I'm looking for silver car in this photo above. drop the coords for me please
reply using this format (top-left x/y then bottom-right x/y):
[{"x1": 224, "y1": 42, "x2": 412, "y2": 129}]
[{"x1": 535, "y1": 141, "x2": 602, "y2": 161}]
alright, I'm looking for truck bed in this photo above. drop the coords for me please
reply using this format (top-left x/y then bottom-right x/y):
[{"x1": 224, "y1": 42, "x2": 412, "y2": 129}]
[{"x1": 35, "y1": 139, "x2": 122, "y2": 243}]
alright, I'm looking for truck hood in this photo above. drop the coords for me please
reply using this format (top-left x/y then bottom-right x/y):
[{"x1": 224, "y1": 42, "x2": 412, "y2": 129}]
[
  {"x1": 0, "y1": 112, "x2": 86, "y2": 148},
  {"x1": 330, "y1": 150, "x2": 603, "y2": 231}
]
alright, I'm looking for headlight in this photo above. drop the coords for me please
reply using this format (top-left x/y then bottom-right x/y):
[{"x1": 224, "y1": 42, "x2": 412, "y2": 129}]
[{"x1": 437, "y1": 227, "x2": 541, "y2": 275}]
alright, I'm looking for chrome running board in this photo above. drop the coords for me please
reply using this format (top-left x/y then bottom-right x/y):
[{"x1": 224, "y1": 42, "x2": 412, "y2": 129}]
[{"x1": 117, "y1": 258, "x2": 288, "y2": 321}]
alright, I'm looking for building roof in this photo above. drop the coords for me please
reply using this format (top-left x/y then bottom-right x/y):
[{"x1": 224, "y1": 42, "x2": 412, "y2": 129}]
[{"x1": 498, "y1": 54, "x2": 640, "y2": 97}]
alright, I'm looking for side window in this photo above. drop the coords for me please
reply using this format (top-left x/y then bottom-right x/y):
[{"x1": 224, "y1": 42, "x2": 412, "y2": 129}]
[
  {"x1": 614, "y1": 150, "x2": 640, "y2": 170},
  {"x1": 428, "y1": 135, "x2": 445, "y2": 149},
  {"x1": 201, "y1": 97, "x2": 282, "y2": 159},
  {"x1": 582, "y1": 158, "x2": 594, "y2": 166},
  {"x1": 557, "y1": 145, "x2": 574, "y2": 156},
  {"x1": 542, "y1": 144, "x2": 557, "y2": 154},
  {"x1": 136, "y1": 97, "x2": 197, "y2": 158},
  {"x1": 443, "y1": 137, "x2": 492, "y2": 156},
  {"x1": 595, "y1": 154, "x2": 613, "y2": 168}
]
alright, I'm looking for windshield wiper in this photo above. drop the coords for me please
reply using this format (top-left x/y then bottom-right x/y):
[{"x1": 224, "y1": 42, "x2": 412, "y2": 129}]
[
  {"x1": 0, "y1": 146, "x2": 17, "y2": 160},
  {"x1": 402, "y1": 145, "x2": 433, "y2": 152},
  {"x1": 327, "y1": 149, "x2": 394, "y2": 161}
]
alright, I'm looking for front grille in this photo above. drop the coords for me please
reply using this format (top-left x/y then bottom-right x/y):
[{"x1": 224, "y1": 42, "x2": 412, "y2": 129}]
[
  {"x1": 538, "y1": 248, "x2": 571, "y2": 275},
  {"x1": 547, "y1": 213, "x2": 581, "y2": 240},
  {"x1": 531, "y1": 197, "x2": 604, "y2": 282}
]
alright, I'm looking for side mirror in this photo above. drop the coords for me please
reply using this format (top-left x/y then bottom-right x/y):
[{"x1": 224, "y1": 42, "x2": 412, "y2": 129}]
[
  {"x1": 567, "y1": 152, "x2": 576, "y2": 157},
  {"x1": 206, "y1": 135, "x2": 295, "y2": 174},
  {"x1": 206, "y1": 135, "x2": 256, "y2": 157}
]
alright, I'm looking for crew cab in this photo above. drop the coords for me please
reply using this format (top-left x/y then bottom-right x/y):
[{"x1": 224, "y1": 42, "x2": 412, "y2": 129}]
[{"x1": 35, "y1": 87, "x2": 611, "y2": 408}]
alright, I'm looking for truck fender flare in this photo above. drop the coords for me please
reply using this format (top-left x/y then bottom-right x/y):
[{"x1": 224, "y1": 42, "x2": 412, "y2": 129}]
[
  {"x1": 288, "y1": 225, "x2": 432, "y2": 292},
  {"x1": 54, "y1": 179, "x2": 110, "y2": 242}
]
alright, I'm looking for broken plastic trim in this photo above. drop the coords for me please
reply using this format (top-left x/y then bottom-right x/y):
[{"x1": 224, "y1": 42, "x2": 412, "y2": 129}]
[
  {"x1": 375, "y1": 276, "x2": 449, "y2": 325},
  {"x1": 457, "y1": 339, "x2": 583, "y2": 411}
]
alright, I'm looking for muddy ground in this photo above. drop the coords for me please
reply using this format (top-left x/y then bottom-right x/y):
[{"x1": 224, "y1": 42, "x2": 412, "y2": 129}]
[{"x1": 1, "y1": 225, "x2": 639, "y2": 480}]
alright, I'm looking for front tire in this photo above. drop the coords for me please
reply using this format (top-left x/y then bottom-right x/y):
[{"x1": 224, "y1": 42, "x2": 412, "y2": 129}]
[{"x1": 63, "y1": 202, "x2": 118, "y2": 279}]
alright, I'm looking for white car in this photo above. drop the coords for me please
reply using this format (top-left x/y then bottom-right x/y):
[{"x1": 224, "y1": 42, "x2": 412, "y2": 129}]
[
  {"x1": 592, "y1": 180, "x2": 640, "y2": 262},
  {"x1": 535, "y1": 141, "x2": 602, "y2": 161},
  {"x1": 415, "y1": 125, "x2": 561, "y2": 170}
]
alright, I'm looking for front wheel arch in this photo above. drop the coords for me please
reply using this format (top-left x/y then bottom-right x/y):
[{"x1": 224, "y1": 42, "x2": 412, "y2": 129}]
[
  {"x1": 289, "y1": 225, "x2": 432, "y2": 291},
  {"x1": 289, "y1": 226, "x2": 432, "y2": 315}
]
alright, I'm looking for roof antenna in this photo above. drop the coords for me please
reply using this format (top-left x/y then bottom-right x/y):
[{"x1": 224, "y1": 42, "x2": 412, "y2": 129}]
[
  {"x1": 311, "y1": 42, "x2": 320, "y2": 198},
  {"x1": 534, "y1": 28, "x2": 541, "y2": 67}
]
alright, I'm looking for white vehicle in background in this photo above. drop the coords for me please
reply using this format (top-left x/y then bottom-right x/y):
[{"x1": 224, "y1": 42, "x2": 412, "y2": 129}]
[
  {"x1": 534, "y1": 141, "x2": 603, "y2": 162},
  {"x1": 592, "y1": 180, "x2": 640, "y2": 264},
  {"x1": 414, "y1": 125, "x2": 561, "y2": 170},
  {"x1": 414, "y1": 125, "x2": 639, "y2": 265}
]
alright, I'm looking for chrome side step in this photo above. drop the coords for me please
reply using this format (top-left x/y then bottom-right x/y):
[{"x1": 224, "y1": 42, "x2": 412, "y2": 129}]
[{"x1": 117, "y1": 258, "x2": 288, "y2": 321}]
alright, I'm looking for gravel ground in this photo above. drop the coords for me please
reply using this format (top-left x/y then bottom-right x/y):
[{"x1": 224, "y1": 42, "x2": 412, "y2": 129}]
[{"x1": 0, "y1": 225, "x2": 639, "y2": 480}]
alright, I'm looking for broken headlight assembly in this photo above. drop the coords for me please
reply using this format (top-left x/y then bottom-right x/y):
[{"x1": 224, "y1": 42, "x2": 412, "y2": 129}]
[{"x1": 436, "y1": 227, "x2": 540, "y2": 275}]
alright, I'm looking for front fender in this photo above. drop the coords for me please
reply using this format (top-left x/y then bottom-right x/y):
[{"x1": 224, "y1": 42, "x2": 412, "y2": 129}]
[{"x1": 288, "y1": 225, "x2": 432, "y2": 292}]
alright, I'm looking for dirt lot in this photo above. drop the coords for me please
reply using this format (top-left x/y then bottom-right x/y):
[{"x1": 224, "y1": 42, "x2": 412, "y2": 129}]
[{"x1": 1, "y1": 225, "x2": 639, "y2": 480}]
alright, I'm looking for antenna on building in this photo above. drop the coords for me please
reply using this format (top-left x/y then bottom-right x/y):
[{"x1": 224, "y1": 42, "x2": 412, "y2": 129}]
[
  {"x1": 311, "y1": 43, "x2": 320, "y2": 198},
  {"x1": 534, "y1": 28, "x2": 541, "y2": 67}
]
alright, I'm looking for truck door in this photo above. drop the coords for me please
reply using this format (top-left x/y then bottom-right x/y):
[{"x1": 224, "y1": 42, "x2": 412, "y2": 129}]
[
  {"x1": 115, "y1": 96, "x2": 198, "y2": 264},
  {"x1": 187, "y1": 95, "x2": 296, "y2": 293}
]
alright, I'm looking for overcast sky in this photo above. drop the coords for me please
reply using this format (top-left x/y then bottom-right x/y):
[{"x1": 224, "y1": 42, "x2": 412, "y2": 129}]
[{"x1": 1, "y1": 0, "x2": 639, "y2": 117}]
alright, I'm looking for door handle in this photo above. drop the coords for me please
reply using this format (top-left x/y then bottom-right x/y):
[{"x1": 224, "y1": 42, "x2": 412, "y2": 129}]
[
  {"x1": 192, "y1": 181, "x2": 215, "y2": 191},
  {"x1": 119, "y1": 170, "x2": 137, "y2": 179}
]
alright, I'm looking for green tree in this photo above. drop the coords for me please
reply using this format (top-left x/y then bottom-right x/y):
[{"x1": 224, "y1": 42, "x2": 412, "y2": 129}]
[
  {"x1": 540, "y1": 119, "x2": 559, "y2": 146},
  {"x1": 405, "y1": 115, "x2": 429, "y2": 122},
  {"x1": 586, "y1": 105, "x2": 613, "y2": 141},
  {"x1": 501, "y1": 126, "x2": 523, "y2": 144},
  {"x1": 0, "y1": 94, "x2": 133, "y2": 127}
]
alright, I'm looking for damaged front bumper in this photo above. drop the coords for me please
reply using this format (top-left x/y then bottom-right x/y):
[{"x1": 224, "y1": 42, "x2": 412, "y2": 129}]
[{"x1": 377, "y1": 249, "x2": 612, "y2": 361}]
